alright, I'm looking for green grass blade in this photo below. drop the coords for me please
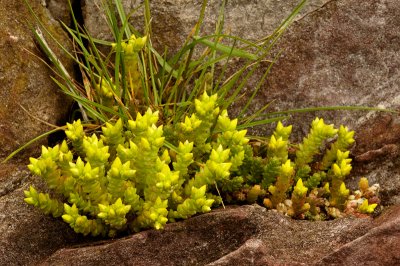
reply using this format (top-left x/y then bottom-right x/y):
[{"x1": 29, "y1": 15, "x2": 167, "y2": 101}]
[
  {"x1": 261, "y1": 0, "x2": 307, "y2": 53},
  {"x1": 114, "y1": 0, "x2": 132, "y2": 37},
  {"x1": 51, "y1": 78, "x2": 121, "y2": 121},
  {"x1": 217, "y1": 67, "x2": 244, "y2": 104},
  {"x1": 222, "y1": 60, "x2": 262, "y2": 111},
  {"x1": 212, "y1": 39, "x2": 237, "y2": 95},
  {"x1": 265, "y1": 106, "x2": 399, "y2": 116},
  {"x1": 2, "y1": 127, "x2": 64, "y2": 163},
  {"x1": 240, "y1": 101, "x2": 276, "y2": 125},
  {"x1": 163, "y1": 140, "x2": 178, "y2": 153},
  {"x1": 236, "y1": 116, "x2": 289, "y2": 130},
  {"x1": 193, "y1": 36, "x2": 258, "y2": 60},
  {"x1": 238, "y1": 53, "x2": 280, "y2": 118},
  {"x1": 150, "y1": 46, "x2": 179, "y2": 78}
]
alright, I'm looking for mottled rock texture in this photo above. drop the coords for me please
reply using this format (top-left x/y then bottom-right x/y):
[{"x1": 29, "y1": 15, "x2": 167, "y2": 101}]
[
  {"x1": 0, "y1": 0, "x2": 72, "y2": 162},
  {"x1": 42, "y1": 204, "x2": 400, "y2": 266},
  {"x1": 45, "y1": 0, "x2": 78, "y2": 26},
  {"x1": 257, "y1": 0, "x2": 400, "y2": 206},
  {"x1": 0, "y1": 164, "x2": 88, "y2": 266},
  {"x1": 0, "y1": 1, "x2": 77, "y2": 264},
  {"x1": 83, "y1": 0, "x2": 330, "y2": 54},
  {"x1": 316, "y1": 205, "x2": 400, "y2": 266}
]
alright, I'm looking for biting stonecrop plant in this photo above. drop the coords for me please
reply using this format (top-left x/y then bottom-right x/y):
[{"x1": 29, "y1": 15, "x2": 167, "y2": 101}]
[
  {"x1": 25, "y1": 92, "x2": 379, "y2": 237},
  {"x1": 20, "y1": 0, "x2": 383, "y2": 237}
]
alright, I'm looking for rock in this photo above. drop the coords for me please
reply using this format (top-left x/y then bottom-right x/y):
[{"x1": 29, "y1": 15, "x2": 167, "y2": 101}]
[
  {"x1": 41, "y1": 205, "x2": 259, "y2": 265},
  {"x1": 81, "y1": 0, "x2": 114, "y2": 41},
  {"x1": 316, "y1": 205, "x2": 400, "y2": 266},
  {"x1": 45, "y1": 0, "x2": 76, "y2": 26},
  {"x1": 257, "y1": 0, "x2": 400, "y2": 133},
  {"x1": 41, "y1": 204, "x2": 400, "y2": 265},
  {"x1": 127, "y1": 0, "x2": 331, "y2": 55},
  {"x1": 0, "y1": 1, "x2": 80, "y2": 265},
  {"x1": 352, "y1": 114, "x2": 400, "y2": 205},
  {"x1": 207, "y1": 239, "x2": 275, "y2": 266},
  {"x1": 0, "y1": 0, "x2": 73, "y2": 162},
  {"x1": 0, "y1": 163, "x2": 89, "y2": 266},
  {"x1": 253, "y1": 0, "x2": 400, "y2": 206},
  {"x1": 82, "y1": 0, "x2": 331, "y2": 54}
]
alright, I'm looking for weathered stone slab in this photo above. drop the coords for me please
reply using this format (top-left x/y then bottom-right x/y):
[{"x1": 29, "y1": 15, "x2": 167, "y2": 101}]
[
  {"x1": 42, "y1": 204, "x2": 400, "y2": 266},
  {"x1": 0, "y1": 1, "x2": 80, "y2": 265},
  {"x1": 82, "y1": 0, "x2": 331, "y2": 54},
  {"x1": 0, "y1": 163, "x2": 89, "y2": 266},
  {"x1": 255, "y1": 0, "x2": 400, "y2": 205},
  {"x1": 0, "y1": 0, "x2": 72, "y2": 162},
  {"x1": 316, "y1": 205, "x2": 400, "y2": 266}
]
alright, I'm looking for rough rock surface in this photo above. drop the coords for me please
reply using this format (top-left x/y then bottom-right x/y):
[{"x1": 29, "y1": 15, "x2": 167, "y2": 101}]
[
  {"x1": 316, "y1": 205, "x2": 400, "y2": 266},
  {"x1": 255, "y1": 0, "x2": 400, "y2": 206},
  {"x1": 0, "y1": 164, "x2": 88, "y2": 266},
  {"x1": 45, "y1": 0, "x2": 77, "y2": 26},
  {"x1": 0, "y1": 0, "x2": 73, "y2": 162},
  {"x1": 82, "y1": 0, "x2": 331, "y2": 54},
  {"x1": 0, "y1": 1, "x2": 77, "y2": 265},
  {"x1": 42, "y1": 204, "x2": 400, "y2": 266}
]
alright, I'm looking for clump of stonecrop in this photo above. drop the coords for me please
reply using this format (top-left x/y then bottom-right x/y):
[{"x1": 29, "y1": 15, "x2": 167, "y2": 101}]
[
  {"x1": 24, "y1": 92, "x2": 379, "y2": 237},
  {"x1": 236, "y1": 118, "x2": 379, "y2": 220}
]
